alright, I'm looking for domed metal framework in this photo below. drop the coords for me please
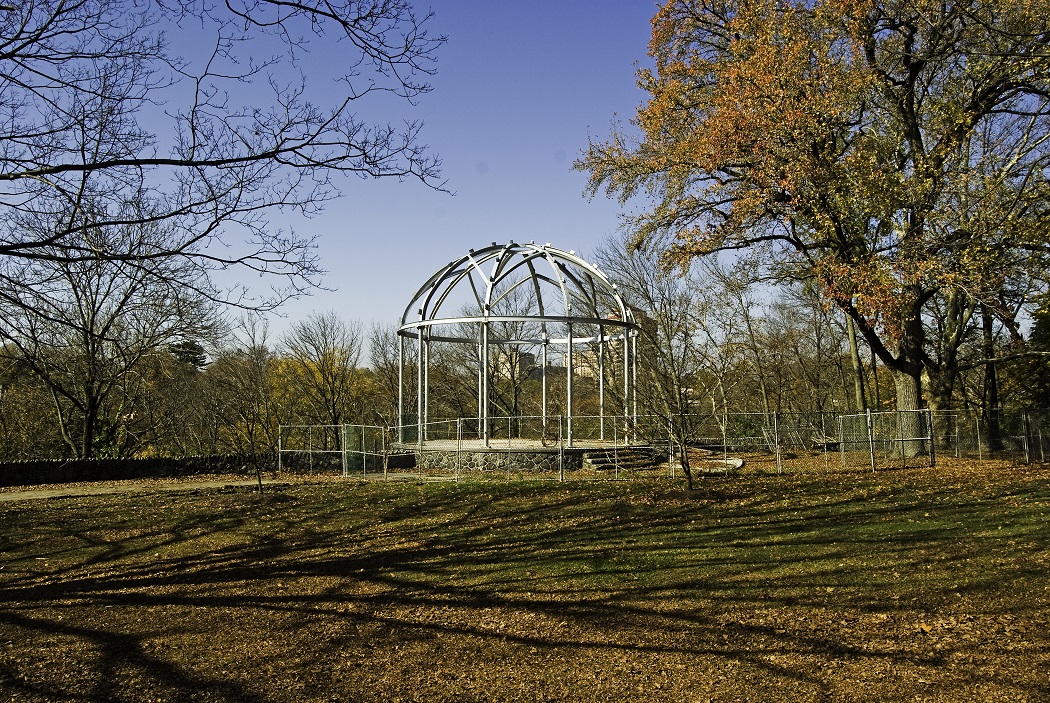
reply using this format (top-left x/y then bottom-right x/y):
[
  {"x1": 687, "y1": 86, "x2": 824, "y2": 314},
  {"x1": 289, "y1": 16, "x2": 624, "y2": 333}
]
[{"x1": 398, "y1": 241, "x2": 640, "y2": 447}]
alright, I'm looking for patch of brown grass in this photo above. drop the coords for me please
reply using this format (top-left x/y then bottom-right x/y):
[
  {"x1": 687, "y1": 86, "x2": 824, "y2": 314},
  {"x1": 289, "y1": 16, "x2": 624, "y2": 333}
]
[{"x1": 1, "y1": 463, "x2": 1048, "y2": 702}]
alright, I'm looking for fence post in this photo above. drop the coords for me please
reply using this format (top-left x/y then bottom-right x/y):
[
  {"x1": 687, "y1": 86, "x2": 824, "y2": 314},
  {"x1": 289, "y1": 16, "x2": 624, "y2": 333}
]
[
  {"x1": 278, "y1": 427, "x2": 283, "y2": 474},
  {"x1": 927, "y1": 410, "x2": 936, "y2": 469},
  {"x1": 341, "y1": 424, "x2": 349, "y2": 478},
  {"x1": 838, "y1": 414, "x2": 845, "y2": 470},
  {"x1": 773, "y1": 411, "x2": 782, "y2": 475},
  {"x1": 1040, "y1": 418, "x2": 1045, "y2": 463},
  {"x1": 558, "y1": 415, "x2": 564, "y2": 482},
  {"x1": 722, "y1": 412, "x2": 729, "y2": 468},
  {"x1": 383, "y1": 427, "x2": 389, "y2": 481},
  {"x1": 669, "y1": 417, "x2": 674, "y2": 480},
  {"x1": 821, "y1": 412, "x2": 831, "y2": 474},
  {"x1": 866, "y1": 409, "x2": 876, "y2": 473},
  {"x1": 1023, "y1": 412, "x2": 1031, "y2": 465},
  {"x1": 956, "y1": 413, "x2": 961, "y2": 458},
  {"x1": 456, "y1": 418, "x2": 462, "y2": 483},
  {"x1": 899, "y1": 411, "x2": 907, "y2": 471}
]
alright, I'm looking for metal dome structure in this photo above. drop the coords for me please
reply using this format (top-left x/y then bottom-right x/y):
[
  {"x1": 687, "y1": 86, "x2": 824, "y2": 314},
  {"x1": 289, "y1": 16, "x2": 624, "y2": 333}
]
[{"x1": 398, "y1": 241, "x2": 640, "y2": 447}]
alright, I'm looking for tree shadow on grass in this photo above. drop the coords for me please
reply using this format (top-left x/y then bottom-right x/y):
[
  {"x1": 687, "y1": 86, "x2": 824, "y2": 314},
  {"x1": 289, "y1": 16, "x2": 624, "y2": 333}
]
[{"x1": 0, "y1": 475, "x2": 1048, "y2": 701}]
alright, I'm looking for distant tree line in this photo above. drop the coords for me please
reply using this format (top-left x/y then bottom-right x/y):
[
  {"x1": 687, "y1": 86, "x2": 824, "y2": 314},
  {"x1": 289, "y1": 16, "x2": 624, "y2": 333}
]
[
  {"x1": 2, "y1": 230, "x2": 1048, "y2": 462},
  {"x1": 0, "y1": 311, "x2": 387, "y2": 460}
]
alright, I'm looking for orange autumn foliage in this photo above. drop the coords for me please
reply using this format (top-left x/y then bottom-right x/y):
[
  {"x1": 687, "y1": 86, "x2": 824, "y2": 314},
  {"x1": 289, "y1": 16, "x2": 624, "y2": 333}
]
[{"x1": 579, "y1": 0, "x2": 1050, "y2": 401}]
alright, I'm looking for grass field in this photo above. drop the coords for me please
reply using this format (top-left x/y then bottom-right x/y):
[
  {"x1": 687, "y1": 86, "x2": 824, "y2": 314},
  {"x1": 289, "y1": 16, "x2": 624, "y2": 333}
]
[{"x1": 1, "y1": 462, "x2": 1048, "y2": 702}]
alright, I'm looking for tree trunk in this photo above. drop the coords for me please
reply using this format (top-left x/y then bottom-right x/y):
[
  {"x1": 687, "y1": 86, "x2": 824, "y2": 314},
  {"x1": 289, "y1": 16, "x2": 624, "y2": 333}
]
[
  {"x1": 51, "y1": 389, "x2": 78, "y2": 458},
  {"x1": 925, "y1": 369, "x2": 952, "y2": 413},
  {"x1": 82, "y1": 401, "x2": 97, "y2": 459},
  {"x1": 924, "y1": 366, "x2": 955, "y2": 451},
  {"x1": 846, "y1": 314, "x2": 867, "y2": 412},
  {"x1": 893, "y1": 368, "x2": 926, "y2": 458},
  {"x1": 981, "y1": 304, "x2": 1004, "y2": 452},
  {"x1": 871, "y1": 346, "x2": 882, "y2": 410},
  {"x1": 740, "y1": 305, "x2": 771, "y2": 416},
  {"x1": 678, "y1": 437, "x2": 694, "y2": 490},
  {"x1": 893, "y1": 367, "x2": 922, "y2": 411}
]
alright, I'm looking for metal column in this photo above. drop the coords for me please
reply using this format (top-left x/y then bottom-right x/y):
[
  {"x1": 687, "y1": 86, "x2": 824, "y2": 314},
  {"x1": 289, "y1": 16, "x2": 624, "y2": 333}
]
[
  {"x1": 566, "y1": 322, "x2": 573, "y2": 447},
  {"x1": 416, "y1": 331, "x2": 424, "y2": 449},
  {"x1": 482, "y1": 320, "x2": 490, "y2": 447},
  {"x1": 397, "y1": 334, "x2": 404, "y2": 444},
  {"x1": 598, "y1": 329, "x2": 605, "y2": 441},
  {"x1": 542, "y1": 340, "x2": 549, "y2": 435}
]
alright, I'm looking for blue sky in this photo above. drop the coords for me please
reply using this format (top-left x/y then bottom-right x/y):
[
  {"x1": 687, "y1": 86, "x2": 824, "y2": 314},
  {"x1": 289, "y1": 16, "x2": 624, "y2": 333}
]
[{"x1": 267, "y1": 1, "x2": 658, "y2": 335}]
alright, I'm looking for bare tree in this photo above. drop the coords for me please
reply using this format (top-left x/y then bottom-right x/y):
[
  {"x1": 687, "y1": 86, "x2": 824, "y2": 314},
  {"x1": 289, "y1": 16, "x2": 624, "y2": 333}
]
[
  {"x1": 369, "y1": 321, "x2": 415, "y2": 427},
  {"x1": 0, "y1": 0, "x2": 445, "y2": 310},
  {"x1": 0, "y1": 348, "x2": 59, "y2": 459},
  {"x1": 206, "y1": 318, "x2": 283, "y2": 455},
  {"x1": 132, "y1": 348, "x2": 211, "y2": 456},
  {"x1": 280, "y1": 311, "x2": 365, "y2": 444},
  {"x1": 594, "y1": 233, "x2": 714, "y2": 489},
  {"x1": 478, "y1": 285, "x2": 542, "y2": 431},
  {"x1": 0, "y1": 218, "x2": 220, "y2": 458},
  {"x1": 765, "y1": 283, "x2": 851, "y2": 414},
  {"x1": 425, "y1": 341, "x2": 477, "y2": 424}
]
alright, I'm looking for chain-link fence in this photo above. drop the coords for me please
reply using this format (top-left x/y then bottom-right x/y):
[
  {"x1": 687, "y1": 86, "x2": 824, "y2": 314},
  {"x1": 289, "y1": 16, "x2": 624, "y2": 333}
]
[
  {"x1": 675, "y1": 411, "x2": 842, "y2": 474},
  {"x1": 277, "y1": 425, "x2": 345, "y2": 474},
  {"x1": 280, "y1": 409, "x2": 1050, "y2": 481},
  {"x1": 838, "y1": 410, "x2": 934, "y2": 471},
  {"x1": 279, "y1": 424, "x2": 402, "y2": 477},
  {"x1": 930, "y1": 410, "x2": 1050, "y2": 462}
]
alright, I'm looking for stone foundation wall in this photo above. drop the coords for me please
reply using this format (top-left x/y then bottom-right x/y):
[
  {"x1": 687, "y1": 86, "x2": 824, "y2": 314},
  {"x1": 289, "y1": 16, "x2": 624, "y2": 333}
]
[{"x1": 416, "y1": 448, "x2": 583, "y2": 473}]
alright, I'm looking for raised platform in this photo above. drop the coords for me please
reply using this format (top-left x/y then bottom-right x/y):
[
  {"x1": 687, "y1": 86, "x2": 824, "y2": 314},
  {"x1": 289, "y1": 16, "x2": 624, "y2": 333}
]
[{"x1": 393, "y1": 439, "x2": 653, "y2": 473}]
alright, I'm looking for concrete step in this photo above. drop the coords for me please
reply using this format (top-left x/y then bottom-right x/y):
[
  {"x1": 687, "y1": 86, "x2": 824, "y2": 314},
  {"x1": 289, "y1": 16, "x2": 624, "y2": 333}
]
[{"x1": 582, "y1": 446, "x2": 664, "y2": 472}]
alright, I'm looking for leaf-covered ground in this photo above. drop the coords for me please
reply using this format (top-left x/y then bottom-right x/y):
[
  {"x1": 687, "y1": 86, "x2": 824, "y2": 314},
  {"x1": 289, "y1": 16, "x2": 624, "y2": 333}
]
[{"x1": 1, "y1": 462, "x2": 1048, "y2": 702}]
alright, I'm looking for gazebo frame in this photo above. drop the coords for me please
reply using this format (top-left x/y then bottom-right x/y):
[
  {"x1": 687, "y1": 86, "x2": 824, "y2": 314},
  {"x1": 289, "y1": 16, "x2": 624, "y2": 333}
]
[{"x1": 397, "y1": 242, "x2": 640, "y2": 447}]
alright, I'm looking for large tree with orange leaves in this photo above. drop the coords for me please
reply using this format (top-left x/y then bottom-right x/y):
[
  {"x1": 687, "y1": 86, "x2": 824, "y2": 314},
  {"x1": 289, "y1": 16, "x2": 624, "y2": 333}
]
[{"x1": 579, "y1": 0, "x2": 1050, "y2": 419}]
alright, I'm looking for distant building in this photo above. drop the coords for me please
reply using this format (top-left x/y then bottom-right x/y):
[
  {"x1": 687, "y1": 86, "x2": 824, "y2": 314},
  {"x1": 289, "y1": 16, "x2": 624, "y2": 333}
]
[
  {"x1": 490, "y1": 349, "x2": 536, "y2": 378},
  {"x1": 567, "y1": 344, "x2": 628, "y2": 380}
]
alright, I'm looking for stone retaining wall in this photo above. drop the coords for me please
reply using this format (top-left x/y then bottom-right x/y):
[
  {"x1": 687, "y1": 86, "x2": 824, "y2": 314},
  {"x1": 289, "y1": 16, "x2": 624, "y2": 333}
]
[
  {"x1": 0, "y1": 454, "x2": 276, "y2": 488},
  {"x1": 415, "y1": 448, "x2": 583, "y2": 473}
]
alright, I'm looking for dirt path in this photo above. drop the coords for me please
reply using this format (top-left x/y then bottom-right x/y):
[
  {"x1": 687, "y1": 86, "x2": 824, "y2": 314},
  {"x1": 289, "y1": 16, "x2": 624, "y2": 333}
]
[
  {"x1": 0, "y1": 470, "x2": 448, "y2": 503},
  {"x1": 0, "y1": 476, "x2": 284, "y2": 502}
]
